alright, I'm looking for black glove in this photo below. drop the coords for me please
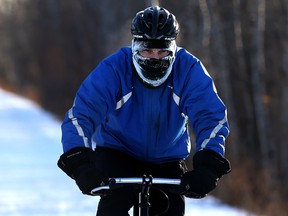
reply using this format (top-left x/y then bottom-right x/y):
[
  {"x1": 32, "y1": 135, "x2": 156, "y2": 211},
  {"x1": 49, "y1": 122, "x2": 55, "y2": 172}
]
[
  {"x1": 57, "y1": 147, "x2": 107, "y2": 195},
  {"x1": 175, "y1": 150, "x2": 231, "y2": 198}
]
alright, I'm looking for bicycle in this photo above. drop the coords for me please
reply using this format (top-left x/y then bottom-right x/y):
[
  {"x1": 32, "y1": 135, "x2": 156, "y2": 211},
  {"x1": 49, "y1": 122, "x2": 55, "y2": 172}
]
[{"x1": 91, "y1": 175, "x2": 181, "y2": 216}]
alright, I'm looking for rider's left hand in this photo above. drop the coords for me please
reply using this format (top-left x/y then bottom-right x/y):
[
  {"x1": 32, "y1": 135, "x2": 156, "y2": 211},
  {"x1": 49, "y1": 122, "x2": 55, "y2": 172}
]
[{"x1": 172, "y1": 150, "x2": 231, "y2": 198}]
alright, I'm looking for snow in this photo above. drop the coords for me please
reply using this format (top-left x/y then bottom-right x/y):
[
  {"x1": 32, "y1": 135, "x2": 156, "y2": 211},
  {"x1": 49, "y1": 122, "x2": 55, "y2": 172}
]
[{"x1": 0, "y1": 88, "x2": 252, "y2": 216}]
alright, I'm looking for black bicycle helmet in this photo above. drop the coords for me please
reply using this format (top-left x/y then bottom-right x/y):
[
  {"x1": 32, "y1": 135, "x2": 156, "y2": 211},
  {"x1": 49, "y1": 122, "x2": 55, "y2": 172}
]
[{"x1": 131, "y1": 6, "x2": 179, "y2": 40}]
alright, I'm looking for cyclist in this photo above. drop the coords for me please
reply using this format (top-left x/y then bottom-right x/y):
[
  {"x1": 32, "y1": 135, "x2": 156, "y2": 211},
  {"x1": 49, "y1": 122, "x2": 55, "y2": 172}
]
[{"x1": 57, "y1": 6, "x2": 231, "y2": 216}]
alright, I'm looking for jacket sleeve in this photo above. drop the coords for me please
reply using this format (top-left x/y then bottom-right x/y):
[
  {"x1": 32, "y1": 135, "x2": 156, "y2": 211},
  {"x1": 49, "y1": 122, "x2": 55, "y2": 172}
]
[
  {"x1": 180, "y1": 60, "x2": 229, "y2": 156},
  {"x1": 61, "y1": 60, "x2": 120, "y2": 152}
]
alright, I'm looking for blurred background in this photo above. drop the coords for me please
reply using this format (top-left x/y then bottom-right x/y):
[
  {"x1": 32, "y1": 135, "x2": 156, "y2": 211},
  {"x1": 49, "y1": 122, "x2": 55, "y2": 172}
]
[{"x1": 0, "y1": 0, "x2": 287, "y2": 215}]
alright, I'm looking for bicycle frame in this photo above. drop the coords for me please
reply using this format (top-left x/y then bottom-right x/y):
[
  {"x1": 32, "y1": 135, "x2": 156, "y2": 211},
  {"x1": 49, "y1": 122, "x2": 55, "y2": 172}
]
[{"x1": 91, "y1": 175, "x2": 181, "y2": 216}]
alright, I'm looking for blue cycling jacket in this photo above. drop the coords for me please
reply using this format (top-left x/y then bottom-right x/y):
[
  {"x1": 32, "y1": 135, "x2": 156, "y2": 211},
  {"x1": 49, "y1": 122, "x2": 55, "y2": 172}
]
[{"x1": 61, "y1": 47, "x2": 229, "y2": 163}]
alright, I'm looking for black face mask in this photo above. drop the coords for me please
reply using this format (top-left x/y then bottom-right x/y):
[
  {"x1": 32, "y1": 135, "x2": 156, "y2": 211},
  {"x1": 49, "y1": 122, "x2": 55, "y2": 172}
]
[
  {"x1": 132, "y1": 38, "x2": 176, "y2": 87},
  {"x1": 137, "y1": 58, "x2": 170, "y2": 80}
]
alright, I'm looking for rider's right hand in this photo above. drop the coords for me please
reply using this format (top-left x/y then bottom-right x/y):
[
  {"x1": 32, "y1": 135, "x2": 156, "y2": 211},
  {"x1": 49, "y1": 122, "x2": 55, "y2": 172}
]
[{"x1": 57, "y1": 147, "x2": 107, "y2": 195}]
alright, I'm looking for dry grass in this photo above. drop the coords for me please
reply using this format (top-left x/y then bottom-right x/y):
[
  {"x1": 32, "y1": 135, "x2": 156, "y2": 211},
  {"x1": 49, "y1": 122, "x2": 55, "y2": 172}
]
[{"x1": 214, "y1": 159, "x2": 288, "y2": 216}]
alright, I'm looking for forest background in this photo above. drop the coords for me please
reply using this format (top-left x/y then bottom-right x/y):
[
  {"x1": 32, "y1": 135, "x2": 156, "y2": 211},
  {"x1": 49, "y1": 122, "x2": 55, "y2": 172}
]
[{"x1": 0, "y1": 0, "x2": 287, "y2": 215}]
